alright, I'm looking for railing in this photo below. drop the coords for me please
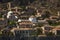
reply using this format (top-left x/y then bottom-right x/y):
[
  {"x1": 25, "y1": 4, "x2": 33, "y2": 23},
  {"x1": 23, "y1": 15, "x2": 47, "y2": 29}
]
[{"x1": 0, "y1": 36, "x2": 60, "y2": 40}]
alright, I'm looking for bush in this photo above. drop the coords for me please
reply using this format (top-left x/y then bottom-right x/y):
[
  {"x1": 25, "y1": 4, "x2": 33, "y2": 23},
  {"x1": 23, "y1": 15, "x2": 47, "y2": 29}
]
[
  {"x1": 48, "y1": 20, "x2": 60, "y2": 26},
  {"x1": 2, "y1": 30, "x2": 14, "y2": 37},
  {"x1": 38, "y1": 23, "x2": 44, "y2": 27},
  {"x1": 46, "y1": 32, "x2": 54, "y2": 36},
  {"x1": 0, "y1": 14, "x2": 2, "y2": 18},
  {"x1": 36, "y1": 28, "x2": 43, "y2": 35},
  {"x1": 8, "y1": 21, "x2": 16, "y2": 25}
]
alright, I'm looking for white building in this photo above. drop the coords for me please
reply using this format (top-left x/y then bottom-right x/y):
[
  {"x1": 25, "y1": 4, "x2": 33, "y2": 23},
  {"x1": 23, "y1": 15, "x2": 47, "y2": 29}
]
[
  {"x1": 7, "y1": 11, "x2": 13, "y2": 18},
  {"x1": 7, "y1": 11, "x2": 18, "y2": 21}
]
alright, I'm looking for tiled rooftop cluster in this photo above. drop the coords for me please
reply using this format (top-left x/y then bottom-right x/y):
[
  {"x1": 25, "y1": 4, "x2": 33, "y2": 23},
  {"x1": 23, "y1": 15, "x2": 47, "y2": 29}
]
[{"x1": 0, "y1": 0, "x2": 60, "y2": 39}]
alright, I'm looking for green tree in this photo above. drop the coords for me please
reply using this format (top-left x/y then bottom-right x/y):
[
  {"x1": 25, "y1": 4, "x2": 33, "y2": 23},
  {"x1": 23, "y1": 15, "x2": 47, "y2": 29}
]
[
  {"x1": 42, "y1": 11, "x2": 51, "y2": 19},
  {"x1": 36, "y1": 28, "x2": 43, "y2": 35}
]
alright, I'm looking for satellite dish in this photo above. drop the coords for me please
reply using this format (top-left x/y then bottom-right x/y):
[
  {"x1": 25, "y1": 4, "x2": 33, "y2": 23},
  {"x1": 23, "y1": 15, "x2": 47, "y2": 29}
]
[
  {"x1": 15, "y1": 16, "x2": 18, "y2": 18},
  {"x1": 18, "y1": 19, "x2": 21, "y2": 22},
  {"x1": 29, "y1": 17, "x2": 37, "y2": 23}
]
